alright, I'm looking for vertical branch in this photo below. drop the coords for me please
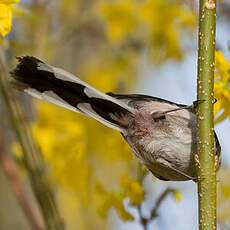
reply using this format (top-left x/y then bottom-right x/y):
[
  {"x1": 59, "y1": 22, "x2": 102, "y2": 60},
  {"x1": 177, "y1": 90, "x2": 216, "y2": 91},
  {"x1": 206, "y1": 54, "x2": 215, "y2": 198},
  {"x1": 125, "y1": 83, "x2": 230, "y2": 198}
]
[
  {"x1": 196, "y1": 0, "x2": 217, "y2": 230},
  {"x1": 0, "y1": 50, "x2": 64, "y2": 229}
]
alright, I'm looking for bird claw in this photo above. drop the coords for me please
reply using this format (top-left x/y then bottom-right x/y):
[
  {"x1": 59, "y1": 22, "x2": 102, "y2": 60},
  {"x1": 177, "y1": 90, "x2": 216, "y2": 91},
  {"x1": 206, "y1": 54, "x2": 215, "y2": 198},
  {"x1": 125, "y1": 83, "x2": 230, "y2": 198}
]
[
  {"x1": 192, "y1": 98, "x2": 217, "y2": 109},
  {"x1": 192, "y1": 99, "x2": 205, "y2": 108}
]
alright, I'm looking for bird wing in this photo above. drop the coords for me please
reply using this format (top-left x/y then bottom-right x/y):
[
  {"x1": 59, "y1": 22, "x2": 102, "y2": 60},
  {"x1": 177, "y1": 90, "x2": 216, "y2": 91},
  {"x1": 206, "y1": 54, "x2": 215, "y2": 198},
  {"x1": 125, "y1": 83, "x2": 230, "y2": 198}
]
[{"x1": 107, "y1": 93, "x2": 187, "y2": 109}]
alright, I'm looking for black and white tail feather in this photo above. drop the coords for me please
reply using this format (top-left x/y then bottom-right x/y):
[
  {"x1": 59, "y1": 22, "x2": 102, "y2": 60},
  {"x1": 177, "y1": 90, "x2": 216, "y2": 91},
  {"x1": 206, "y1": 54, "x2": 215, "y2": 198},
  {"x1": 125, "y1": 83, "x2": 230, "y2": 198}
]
[{"x1": 11, "y1": 56, "x2": 134, "y2": 133}]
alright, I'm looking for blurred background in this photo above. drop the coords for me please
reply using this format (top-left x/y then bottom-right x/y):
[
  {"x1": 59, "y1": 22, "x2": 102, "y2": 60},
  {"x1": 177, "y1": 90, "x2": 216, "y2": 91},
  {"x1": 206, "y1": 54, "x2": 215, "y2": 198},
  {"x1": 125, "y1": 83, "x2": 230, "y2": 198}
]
[{"x1": 0, "y1": 0, "x2": 229, "y2": 229}]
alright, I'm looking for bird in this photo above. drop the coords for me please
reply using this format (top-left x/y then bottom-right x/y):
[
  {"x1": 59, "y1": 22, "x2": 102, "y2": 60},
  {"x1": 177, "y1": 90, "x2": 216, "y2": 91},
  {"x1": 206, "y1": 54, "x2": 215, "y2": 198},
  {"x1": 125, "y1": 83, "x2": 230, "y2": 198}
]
[{"x1": 10, "y1": 56, "x2": 221, "y2": 182}]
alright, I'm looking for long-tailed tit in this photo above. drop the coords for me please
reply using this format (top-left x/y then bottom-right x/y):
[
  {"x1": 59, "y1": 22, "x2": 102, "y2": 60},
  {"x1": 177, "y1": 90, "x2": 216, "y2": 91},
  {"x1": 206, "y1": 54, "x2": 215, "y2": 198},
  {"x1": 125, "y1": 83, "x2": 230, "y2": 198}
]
[{"x1": 10, "y1": 56, "x2": 221, "y2": 181}]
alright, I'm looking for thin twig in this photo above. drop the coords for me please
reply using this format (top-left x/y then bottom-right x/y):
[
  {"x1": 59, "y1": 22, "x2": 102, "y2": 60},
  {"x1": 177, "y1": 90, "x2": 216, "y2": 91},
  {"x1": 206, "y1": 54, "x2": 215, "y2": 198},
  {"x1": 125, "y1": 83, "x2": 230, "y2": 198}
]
[
  {"x1": 137, "y1": 205, "x2": 148, "y2": 230},
  {"x1": 137, "y1": 187, "x2": 175, "y2": 230},
  {"x1": 150, "y1": 188, "x2": 175, "y2": 220}
]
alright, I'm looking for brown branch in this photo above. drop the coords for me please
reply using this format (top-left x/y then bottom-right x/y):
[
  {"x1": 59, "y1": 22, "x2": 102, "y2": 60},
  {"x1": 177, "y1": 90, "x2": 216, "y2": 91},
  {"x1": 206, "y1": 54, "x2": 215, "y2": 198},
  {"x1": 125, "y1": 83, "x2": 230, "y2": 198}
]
[
  {"x1": 0, "y1": 141, "x2": 44, "y2": 230},
  {"x1": 137, "y1": 205, "x2": 148, "y2": 230},
  {"x1": 150, "y1": 188, "x2": 175, "y2": 220},
  {"x1": 137, "y1": 187, "x2": 176, "y2": 230}
]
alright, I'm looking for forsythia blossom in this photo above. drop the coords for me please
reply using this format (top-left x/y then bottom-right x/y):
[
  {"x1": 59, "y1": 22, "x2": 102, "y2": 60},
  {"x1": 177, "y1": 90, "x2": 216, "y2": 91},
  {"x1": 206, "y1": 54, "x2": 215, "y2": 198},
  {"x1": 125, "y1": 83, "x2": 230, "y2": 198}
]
[
  {"x1": 172, "y1": 190, "x2": 183, "y2": 202},
  {"x1": 120, "y1": 174, "x2": 145, "y2": 206},
  {"x1": 0, "y1": 0, "x2": 19, "y2": 36},
  {"x1": 214, "y1": 51, "x2": 230, "y2": 123},
  {"x1": 98, "y1": 0, "x2": 196, "y2": 62}
]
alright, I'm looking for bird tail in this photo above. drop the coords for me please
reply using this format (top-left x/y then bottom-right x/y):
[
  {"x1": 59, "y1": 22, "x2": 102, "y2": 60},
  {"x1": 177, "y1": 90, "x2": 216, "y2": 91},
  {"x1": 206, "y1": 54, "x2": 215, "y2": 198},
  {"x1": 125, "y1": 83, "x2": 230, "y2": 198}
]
[{"x1": 10, "y1": 56, "x2": 134, "y2": 133}]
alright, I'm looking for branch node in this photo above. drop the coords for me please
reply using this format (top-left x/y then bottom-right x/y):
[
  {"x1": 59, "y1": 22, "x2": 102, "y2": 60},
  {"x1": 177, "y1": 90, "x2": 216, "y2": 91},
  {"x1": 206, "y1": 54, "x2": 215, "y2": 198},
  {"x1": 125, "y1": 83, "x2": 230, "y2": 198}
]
[{"x1": 204, "y1": 0, "x2": 216, "y2": 10}]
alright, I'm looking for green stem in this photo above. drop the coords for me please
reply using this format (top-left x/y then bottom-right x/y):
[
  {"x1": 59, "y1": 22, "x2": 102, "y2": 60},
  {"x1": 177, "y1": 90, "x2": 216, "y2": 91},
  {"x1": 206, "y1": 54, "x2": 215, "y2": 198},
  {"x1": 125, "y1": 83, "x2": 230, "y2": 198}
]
[
  {"x1": 196, "y1": 1, "x2": 217, "y2": 230},
  {"x1": 0, "y1": 49, "x2": 64, "y2": 230}
]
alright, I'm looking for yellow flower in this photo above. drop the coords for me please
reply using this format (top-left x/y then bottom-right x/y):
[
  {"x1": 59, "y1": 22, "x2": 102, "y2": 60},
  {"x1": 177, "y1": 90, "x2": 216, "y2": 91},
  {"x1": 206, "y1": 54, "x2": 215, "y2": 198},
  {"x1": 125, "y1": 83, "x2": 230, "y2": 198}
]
[
  {"x1": 120, "y1": 174, "x2": 145, "y2": 206},
  {"x1": 0, "y1": 0, "x2": 19, "y2": 37},
  {"x1": 98, "y1": 0, "x2": 138, "y2": 42},
  {"x1": 96, "y1": 183, "x2": 135, "y2": 221},
  {"x1": 214, "y1": 51, "x2": 230, "y2": 123},
  {"x1": 0, "y1": 0, "x2": 19, "y2": 3},
  {"x1": 215, "y1": 51, "x2": 230, "y2": 82},
  {"x1": 172, "y1": 190, "x2": 183, "y2": 202},
  {"x1": 113, "y1": 194, "x2": 135, "y2": 221}
]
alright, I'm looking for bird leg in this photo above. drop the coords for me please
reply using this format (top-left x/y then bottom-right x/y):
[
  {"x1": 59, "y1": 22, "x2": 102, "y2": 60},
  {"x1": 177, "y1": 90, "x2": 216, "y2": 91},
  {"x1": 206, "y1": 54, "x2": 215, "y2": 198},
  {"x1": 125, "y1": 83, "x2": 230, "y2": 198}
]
[{"x1": 151, "y1": 100, "x2": 208, "y2": 121}]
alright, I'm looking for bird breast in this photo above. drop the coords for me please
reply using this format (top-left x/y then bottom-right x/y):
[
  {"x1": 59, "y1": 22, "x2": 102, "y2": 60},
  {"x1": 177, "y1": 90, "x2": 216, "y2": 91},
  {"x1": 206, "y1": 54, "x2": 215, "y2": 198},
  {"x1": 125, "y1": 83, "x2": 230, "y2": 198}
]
[{"x1": 126, "y1": 101, "x2": 197, "y2": 180}]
